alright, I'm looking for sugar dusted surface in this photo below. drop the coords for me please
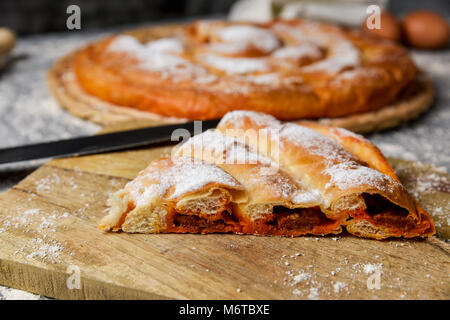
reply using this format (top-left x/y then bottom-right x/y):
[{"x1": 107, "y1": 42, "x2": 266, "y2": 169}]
[
  {"x1": 324, "y1": 163, "x2": 398, "y2": 191},
  {"x1": 103, "y1": 20, "x2": 386, "y2": 93},
  {"x1": 236, "y1": 73, "x2": 281, "y2": 86},
  {"x1": 216, "y1": 25, "x2": 280, "y2": 53},
  {"x1": 200, "y1": 54, "x2": 269, "y2": 75},
  {"x1": 207, "y1": 42, "x2": 249, "y2": 55},
  {"x1": 273, "y1": 23, "x2": 325, "y2": 47},
  {"x1": 302, "y1": 41, "x2": 360, "y2": 74},
  {"x1": 127, "y1": 156, "x2": 242, "y2": 203},
  {"x1": 219, "y1": 110, "x2": 281, "y2": 130},
  {"x1": 280, "y1": 123, "x2": 354, "y2": 163},
  {"x1": 109, "y1": 35, "x2": 183, "y2": 54},
  {"x1": 337, "y1": 68, "x2": 381, "y2": 81},
  {"x1": 292, "y1": 189, "x2": 321, "y2": 205},
  {"x1": 179, "y1": 130, "x2": 300, "y2": 202},
  {"x1": 282, "y1": 123, "x2": 400, "y2": 193},
  {"x1": 108, "y1": 35, "x2": 216, "y2": 83},
  {"x1": 273, "y1": 22, "x2": 360, "y2": 74},
  {"x1": 272, "y1": 44, "x2": 322, "y2": 60},
  {"x1": 180, "y1": 129, "x2": 274, "y2": 166},
  {"x1": 221, "y1": 111, "x2": 399, "y2": 194}
]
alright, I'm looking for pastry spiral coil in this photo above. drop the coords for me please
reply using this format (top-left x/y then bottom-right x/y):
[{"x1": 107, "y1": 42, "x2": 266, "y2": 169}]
[{"x1": 73, "y1": 19, "x2": 417, "y2": 120}]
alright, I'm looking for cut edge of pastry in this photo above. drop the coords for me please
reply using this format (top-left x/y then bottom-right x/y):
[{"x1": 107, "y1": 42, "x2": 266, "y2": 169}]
[
  {"x1": 99, "y1": 111, "x2": 435, "y2": 240},
  {"x1": 99, "y1": 171, "x2": 347, "y2": 238}
]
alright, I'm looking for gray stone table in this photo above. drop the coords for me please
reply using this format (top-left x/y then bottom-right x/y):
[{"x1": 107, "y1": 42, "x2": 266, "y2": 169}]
[{"x1": 0, "y1": 22, "x2": 449, "y2": 299}]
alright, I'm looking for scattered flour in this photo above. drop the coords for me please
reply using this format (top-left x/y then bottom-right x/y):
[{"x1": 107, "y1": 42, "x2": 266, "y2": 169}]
[
  {"x1": 216, "y1": 25, "x2": 280, "y2": 53},
  {"x1": 291, "y1": 272, "x2": 312, "y2": 285},
  {"x1": 333, "y1": 281, "x2": 348, "y2": 293},
  {"x1": 26, "y1": 238, "x2": 64, "y2": 261}
]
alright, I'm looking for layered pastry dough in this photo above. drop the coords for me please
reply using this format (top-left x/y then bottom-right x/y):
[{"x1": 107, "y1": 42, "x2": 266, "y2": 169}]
[
  {"x1": 100, "y1": 111, "x2": 435, "y2": 239},
  {"x1": 73, "y1": 19, "x2": 417, "y2": 120}
]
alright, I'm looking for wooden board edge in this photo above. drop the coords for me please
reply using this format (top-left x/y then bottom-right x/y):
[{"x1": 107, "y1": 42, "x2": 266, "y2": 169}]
[{"x1": 0, "y1": 258, "x2": 170, "y2": 300}]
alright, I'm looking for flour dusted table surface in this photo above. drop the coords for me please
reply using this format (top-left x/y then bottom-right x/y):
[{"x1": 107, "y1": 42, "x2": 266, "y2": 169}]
[{"x1": 0, "y1": 20, "x2": 449, "y2": 299}]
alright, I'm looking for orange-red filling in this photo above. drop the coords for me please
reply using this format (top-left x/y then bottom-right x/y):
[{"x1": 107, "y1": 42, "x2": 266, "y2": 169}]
[
  {"x1": 113, "y1": 193, "x2": 432, "y2": 237},
  {"x1": 165, "y1": 206, "x2": 341, "y2": 236}
]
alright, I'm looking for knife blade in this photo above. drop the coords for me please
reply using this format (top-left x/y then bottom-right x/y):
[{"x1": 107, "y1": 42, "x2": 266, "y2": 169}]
[{"x1": 0, "y1": 119, "x2": 220, "y2": 165}]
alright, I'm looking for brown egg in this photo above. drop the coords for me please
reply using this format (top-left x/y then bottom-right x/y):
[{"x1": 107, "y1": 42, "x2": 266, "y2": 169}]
[
  {"x1": 0, "y1": 28, "x2": 16, "y2": 55},
  {"x1": 402, "y1": 11, "x2": 449, "y2": 49},
  {"x1": 362, "y1": 11, "x2": 402, "y2": 42}
]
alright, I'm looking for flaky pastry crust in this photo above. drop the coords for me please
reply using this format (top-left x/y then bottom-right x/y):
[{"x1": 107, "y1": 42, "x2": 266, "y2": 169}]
[
  {"x1": 73, "y1": 19, "x2": 417, "y2": 120},
  {"x1": 100, "y1": 111, "x2": 435, "y2": 239}
]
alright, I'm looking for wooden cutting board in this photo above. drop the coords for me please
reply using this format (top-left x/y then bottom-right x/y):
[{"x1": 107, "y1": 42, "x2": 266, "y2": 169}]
[{"x1": 0, "y1": 120, "x2": 448, "y2": 300}]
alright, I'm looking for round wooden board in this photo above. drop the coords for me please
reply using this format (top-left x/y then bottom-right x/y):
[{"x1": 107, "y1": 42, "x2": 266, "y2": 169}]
[{"x1": 47, "y1": 24, "x2": 435, "y2": 133}]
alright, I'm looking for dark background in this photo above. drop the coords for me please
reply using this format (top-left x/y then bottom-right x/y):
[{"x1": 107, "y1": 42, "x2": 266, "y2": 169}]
[
  {"x1": 0, "y1": 0, "x2": 237, "y2": 35},
  {"x1": 0, "y1": 0, "x2": 448, "y2": 35}
]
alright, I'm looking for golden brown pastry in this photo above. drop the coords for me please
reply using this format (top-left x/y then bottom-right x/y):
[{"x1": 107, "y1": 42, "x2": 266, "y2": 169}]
[
  {"x1": 72, "y1": 19, "x2": 417, "y2": 120},
  {"x1": 99, "y1": 111, "x2": 435, "y2": 239}
]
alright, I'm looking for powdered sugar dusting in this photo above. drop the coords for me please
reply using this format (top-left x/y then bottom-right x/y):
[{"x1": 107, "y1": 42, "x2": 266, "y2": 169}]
[
  {"x1": 292, "y1": 189, "x2": 321, "y2": 204},
  {"x1": 234, "y1": 73, "x2": 304, "y2": 88},
  {"x1": 273, "y1": 22, "x2": 360, "y2": 74},
  {"x1": 219, "y1": 110, "x2": 281, "y2": 130},
  {"x1": 179, "y1": 129, "x2": 274, "y2": 167},
  {"x1": 324, "y1": 163, "x2": 398, "y2": 191},
  {"x1": 207, "y1": 41, "x2": 250, "y2": 55},
  {"x1": 277, "y1": 122, "x2": 396, "y2": 193},
  {"x1": 333, "y1": 281, "x2": 347, "y2": 293},
  {"x1": 0, "y1": 287, "x2": 42, "y2": 300},
  {"x1": 128, "y1": 156, "x2": 242, "y2": 202},
  {"x1": 291, "y1": 271, "x2": 312, "y2": 285},
  {"x1": 351, "y1": 262, "x2": 384, "y2": 276},
  {"x1": 273, "y1": 23, "x2": 325, "y2": 47},
  {"x1": 272, "y1": 44, "x2": 322, "y2": 60},
  {"x1": 280, "y1": 123, "x2": 354, "y2": 163},
  {"x1": 144, "y1": 38, "x2": 184, "y2": 53},
  {"x1": 220, "y1": 111, "x2": 400, "y2": 195},
  {"x1": 35, "y1": 173, "x2": 61, "y2": 193},
  {"x1": 178, "y1": 130, "x2": 299, "y2": 202},
  {"x1": 236, "y1": 73, "x2": 280, "y2": 85},
  {"x1": 108, "y1": 35, "x2": 216, "y2": 83},
  {"x1": 216, "y1": 25, "x2": 280, "y2": 53},
  {"x1": 302, "y1": 41, "x2": 360, "y2": 74},
  {"x1": 109, "y1": 36, "x2": 183, "y2": 54},
  {"x1": 26, "y1": 238, "x2": 64, "y2": 261},
  {"x1": 337, "y1": 68, "x2": 381, "y2": 81},
  {"x1": 200, "y1": 54, "x2": 269, "y2": 75},
  {"x1": 363, "y1": 263, "x2": 383, "y2": 275}
]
